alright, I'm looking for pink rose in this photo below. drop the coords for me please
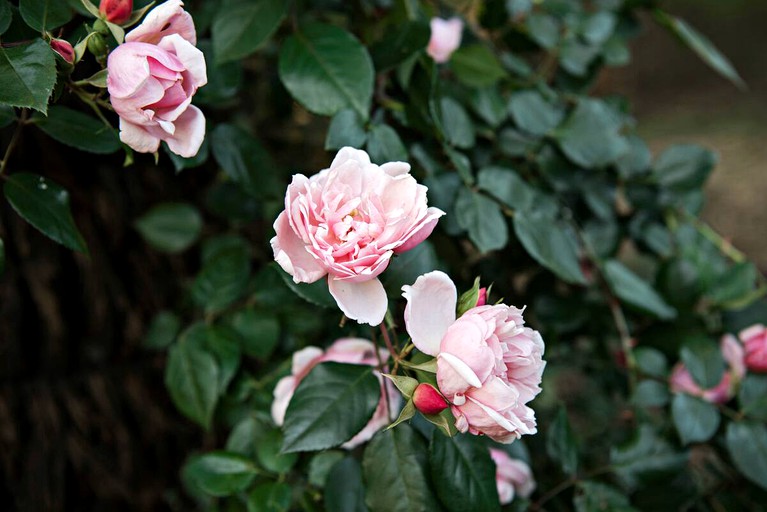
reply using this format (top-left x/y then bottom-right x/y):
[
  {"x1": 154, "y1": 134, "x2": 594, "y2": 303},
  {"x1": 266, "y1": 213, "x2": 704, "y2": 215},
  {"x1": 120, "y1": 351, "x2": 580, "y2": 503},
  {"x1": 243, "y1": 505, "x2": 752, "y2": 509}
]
[
  {"x1": 670, "y1": 334, "x2": 746, "y2": 404},
  {"x1": 271, "y1": 147, "x2": 444, "y2": 325},
  {"x1": 402, "y1": 271, "x2": 546, "y2": 443},
  {"x1": 100, "y1": 0, "x2": 133, "y2": 24},
  {"x1": 427, "y1": 17, "x2": 463, "y2": 63},
  {"x1": 489, "y1": 448, "x2": 536, "y2": 504},
  {"x1": 107, "y1": 0, "x2": 206, "y2": 157},
  {"x1": 739, "y1": 324, "x2": 767, "y2": 372},
  {"x1": 271, "y1": 338, "x2": 399, "y2": 449}
]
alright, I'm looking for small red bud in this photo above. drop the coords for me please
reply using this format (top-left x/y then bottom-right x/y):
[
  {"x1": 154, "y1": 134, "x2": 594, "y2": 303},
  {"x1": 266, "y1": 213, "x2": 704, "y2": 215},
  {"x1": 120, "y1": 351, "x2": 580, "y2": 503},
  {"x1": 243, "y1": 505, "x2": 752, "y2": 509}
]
[
  {"x1": 413, "y1": 383, "x2": 448, "y2": 415},
  {"x1": 476, "y1": 287, "x2": 487, "y2": 307},
  {"x1": 99, "y1": 0, "x2": 133, "y2": 25},
  {"x1": 50, "y1": 39, "x2": 75, "y2": 64}
]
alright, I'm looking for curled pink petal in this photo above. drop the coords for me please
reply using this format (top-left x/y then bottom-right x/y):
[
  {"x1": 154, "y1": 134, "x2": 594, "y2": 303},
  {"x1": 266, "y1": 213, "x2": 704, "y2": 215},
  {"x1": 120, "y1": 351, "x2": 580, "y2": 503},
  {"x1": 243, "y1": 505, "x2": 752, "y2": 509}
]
[
  {"x1": 402, "y1": 271, "x2": 456, "y2": 356},
  {"x1": 328, "y1": 277, "x2": 388, "y2": 326}
]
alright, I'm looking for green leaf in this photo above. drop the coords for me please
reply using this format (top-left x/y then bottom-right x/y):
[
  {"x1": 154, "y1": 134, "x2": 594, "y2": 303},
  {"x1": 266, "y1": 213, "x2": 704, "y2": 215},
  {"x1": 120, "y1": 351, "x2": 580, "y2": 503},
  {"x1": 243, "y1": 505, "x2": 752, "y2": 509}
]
[
  {"x1": 32, "y1": 106, "x2": 120, "y2": 154},
  {"x1": 165, "y1": 336, "x2": 219, "y2": 429},
  {"x1": 653, "y1": 144, "x2": 717, "y2": 192},
  {"x1": 192, "y1": 245, "x2": 251, "y2": 314},
  {"x1": 477, "y1": 166, "x2": 544, "y2": 212},
  {"x1": 366, "y1": 124, "x2": 407, "y2": 164},
  {"x1": 194, "y1": 40, "x2": 243, "y2": 105},
  {"x1": 200, "y1": 325, "x2": 241, "y2": 394},
  {"x1": 430, "y1": 432, "x2": 500, "y2": 512},
  {"x1": 468, "y1": 87, "x2": 506, "y2": 128},
  {"x1": 0, "y1": 1, "x2": 12, "y2": 35},
  {"x1": 635, "y1": 347, "x2": 668, "y2": 378},
  {"x1": 633, "y1": 380, "x2": 669, "y2": 408},
  {"x1": 19, "y1": 0, "x2": 72, "y2": 31},
  {"x1": 508, "y1": 90, "x2": 565, "y2": 136},
  {"x1": 555, "y1": 98, "x2": 629, "y2": 168},
  {"x1": 247, "y1": 482, "x2": 293, "y2": 512},
  {"x1": 210, "y1": 123, "x2": 281, "y2": 199},
  {"x1": 382, "y1": 374, "x2": 418, "y2": 400},
  {"x1": 309, "y1": 450, "x2": 345, "y2": 488},
  {"x1": 527, "y1": 13, "x2": 559, "y2": 49},
  {"x1": 212, "y1": 0, "x2": 286, "y2": 64},
  {"x1": 382, "y1": 241, "x2": 439, "y2": 298},
  {"x1": 275, "y1": 265, "x2": 336, "y2": 308},
  {"x1": 738, "y1": 375, "x2": 767, "y2": 421},
  {"x1": 513, "y1": 210, "x2": 586, "y2": 285},
  {"x1": 226, "y1": 306, "x2": 280, "y2": 360},
  {"x1": 654, "y1": 11, "x2": 745, "y2": 89},
  {"x1": 450, "y1": 44, "x2": 507, "y2": 88},
  {"x1": 559, "y1": 40, "x2": 600, "y2": 77},
  {"x1": 256, "y1": 429, "x2": 298, "y2": 474},
  {"x1": 671, "y1": 393, "x2": 720, "y2": 445},
  {"x1": 581, "y1": 11, "x2": 617, "y2": 45},
  {"x1": 363, "y1": 425, "x2": 438, "y2": 512},
  {"x1": 326, "y1": 109, "x2": 367, "y2": 151},
  {"x1": 325, "y1": 457, "x2": 369, "y2": 512},
  {"x1": 679, "y1": 336, "x2": 724, "y2": 389},
  {"x1": 456, "y1": 277, "x2": 481, "y2": 317},
  {"x1": 0, "y1": 105, "x2": 15, "y2": 128},
  {"x1": 183, "y1": 451, "x2": 257, "y2": 497},
  {"x1": 706, "y1": 262, "x2": 757, "y2": 308},
  {"x1": 279, "y1": 23, "x2": 374, "y2": 119},
  {"x1": 455, "y1": 188, "x2": 508, "y2": 253},
  {"x1": 134, "y1": 203, "x2": 202, "y2": 254},
  {"x1": 3, "y1": 173, "x2": 87, "y2": 252},
  {"x1": 610, "y1": 425, "x2": 687, "y2": 491},
  {"x1": 616, "y1": 135, "x2": 652, "y2": 178},
  {"x1": 546, "y1": 406, "x2": 579, "y2": 475},
  {"x1": 574, "y1": 481, "x2": 637, "y2": 512},
  {"x1": 143, "y1": 311, "x2": 181, "y2": 350},
  {"x1": 438, "y1": 97, "x2": 475, "y2": 149},
  {"x1": 282, "y1": 362, "x2": 380, "y2": 453},
  {"x1": 726, "y1": 421, "x2": 767, "y2": 490},
  {"x1": 603, "y1": 260, "x2": 676, "y2": 319},
  {"x1": 0, "y1": 39, "x2": 56, "y2": 114},
  {"x1": 370, "y1": 20, "x2": 430, "y2": 71}
]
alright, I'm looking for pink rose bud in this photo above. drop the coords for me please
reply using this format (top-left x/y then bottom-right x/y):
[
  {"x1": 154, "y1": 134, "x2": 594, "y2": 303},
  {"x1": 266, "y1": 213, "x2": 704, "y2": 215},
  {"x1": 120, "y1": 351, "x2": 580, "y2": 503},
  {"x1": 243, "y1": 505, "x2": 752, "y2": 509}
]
[
  {"x1": 740, "y1": 324, "x2": 767, "y2": 372},
  {"x1": 50, "y1": 39, "x2": 75, "y2": 64},
  {"x1": 669, "y1": 334, "x2": 745, "y2": 404},
  {"x1": 475, "y1": 287, "x2": 487, "y2": 307},
  {"x1": 99, "y1": 0, "x2": 133, "y2": 25},
  {"x1": 489, "y1": 449, "x2": 536, "y2": 505},
  {"x1": 427, "y1": 17, "x2": 463, "y2": 63},
  {"x1": 413, "y1": 383, "x2": 448, "y2": 415}
]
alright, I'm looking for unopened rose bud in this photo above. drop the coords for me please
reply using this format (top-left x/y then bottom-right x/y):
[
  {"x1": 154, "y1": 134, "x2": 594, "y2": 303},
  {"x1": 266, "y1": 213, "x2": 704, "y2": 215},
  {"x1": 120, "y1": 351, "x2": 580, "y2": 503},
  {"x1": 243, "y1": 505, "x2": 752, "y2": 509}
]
[
  {"x1": 413, "y1": 383, "x2": 448, "y2": 415},
  {"x1": 87, "y1": 33, "x2": 107, "y2": 57},
  {"x1": 99, "y1": 0, "x2": 133, "y2": 25},
  {"x1": 50, "y1": 38, "x2": 75, "y2": 64},
  {"x1": 476, "y1": 287, "x2": 487, "y2": 307}
]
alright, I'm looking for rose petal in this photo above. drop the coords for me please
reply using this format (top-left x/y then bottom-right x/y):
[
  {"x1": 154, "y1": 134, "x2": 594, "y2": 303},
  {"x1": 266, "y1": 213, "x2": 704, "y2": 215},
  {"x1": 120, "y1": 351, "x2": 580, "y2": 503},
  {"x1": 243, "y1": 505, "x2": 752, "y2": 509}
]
[
  {"x1": 163, "y1": 105, "x2": 206, "y2": 157},
  {"x1": 126, "y1": 0, "x2": 197, "y2": 45},
  {"x1": 328, "y1": 277, "x2": 388, "y2": 326},
  {"x1": 271, "y1": 211, "x2": 327, "y2": 284},
  {"x1": 401, "y1": 270, "x2": 456, "y2": 356},
  {"x1": 119, "y1": 118, "x2": 161, "y2": 154}
]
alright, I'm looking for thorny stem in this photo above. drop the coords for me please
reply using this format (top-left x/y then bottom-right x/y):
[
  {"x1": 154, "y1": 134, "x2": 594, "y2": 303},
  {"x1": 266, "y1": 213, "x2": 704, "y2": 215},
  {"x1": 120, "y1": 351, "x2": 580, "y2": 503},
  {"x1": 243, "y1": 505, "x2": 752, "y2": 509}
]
[{"x1": 0, "y1": 109, "x2": 29, "y2": 178}]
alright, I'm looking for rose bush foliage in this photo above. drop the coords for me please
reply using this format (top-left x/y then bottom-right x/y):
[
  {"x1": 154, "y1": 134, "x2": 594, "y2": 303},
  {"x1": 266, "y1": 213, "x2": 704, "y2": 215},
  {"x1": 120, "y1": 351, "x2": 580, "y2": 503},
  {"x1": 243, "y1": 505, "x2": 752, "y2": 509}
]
[{"x1": 1, "y1": 0, "x2": 767, "y2": 511}]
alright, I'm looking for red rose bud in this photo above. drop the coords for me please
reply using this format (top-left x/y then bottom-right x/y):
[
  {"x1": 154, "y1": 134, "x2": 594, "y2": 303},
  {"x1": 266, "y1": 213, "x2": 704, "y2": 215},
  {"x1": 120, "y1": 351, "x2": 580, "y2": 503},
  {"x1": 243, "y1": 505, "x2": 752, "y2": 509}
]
[
  {"x1": 99, "y1": 0, "x2": 133, "y2": 24},
  {"x1": 413, "y1": 383, "x2": 448, "y2": 415},
  {"x1": 476, "y1": 287, "x2": 487, "y2": 307},
  {"x1": 50, "y1": 39, "x2": 75, "y2": 64}
]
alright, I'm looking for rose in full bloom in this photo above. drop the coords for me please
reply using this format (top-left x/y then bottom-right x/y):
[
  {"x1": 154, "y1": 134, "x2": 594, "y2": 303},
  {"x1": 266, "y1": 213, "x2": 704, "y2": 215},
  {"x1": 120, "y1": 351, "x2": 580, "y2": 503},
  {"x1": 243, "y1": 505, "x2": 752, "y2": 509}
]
[
  {"x1": 271, "y1": 338, "x2": 399, "y2": 449},
  {"x1": 489, "y1": 449, "x2": 536, "y2": 505},
  {"x1": 271, "y1": 147, "x2": 444, "y2": 325},
  {"x1": 427, "y1": 17, "x2": 463, "y2": 63},
  {"x1": 100, "y1": 0, "x2": 133, "y2": 24},
  {"x1": 669, "y1": 334, "x2": 746, "y2": 404},
  {"x1": 402, "y1": 271, "x2": 546, "y2": 443},
  {"x1": 739, "y1": 324, "x2": 767, "y2": 372},
  {"x1": 107, "y1": 0, "x2": 207, "y2": 157}
]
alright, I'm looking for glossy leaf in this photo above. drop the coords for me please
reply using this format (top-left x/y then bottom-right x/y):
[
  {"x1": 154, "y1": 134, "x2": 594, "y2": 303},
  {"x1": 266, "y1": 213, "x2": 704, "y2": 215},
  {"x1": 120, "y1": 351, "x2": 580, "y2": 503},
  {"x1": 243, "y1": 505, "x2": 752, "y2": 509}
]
[
  {"x1": 370, "y1": 20, "x2": 430, "y2": 71},
  {"x1": 210, "y1": 124, "x2": 281, "y2": 199},
  {"x1": 555, "y1": 98, "x2": 629, "y2": 168},
  {"x1": 143, "y1": 311, "x2": 181, "y2": 350},
  {"x1": 508, "y1": 90, "x2": 565, "y2": 136},
  {"x1": 450, "y1": 45, "x2": 507, "y2": 88},
  {"x1": 325, "y1": 457, "x2": 369, "y2": 512},
  {"x1": 165, "y1": 337, "x2": 219, "y2": 429},
  {"x1": 19, "y1": 0, "x2": 72, "y2": 31},
  {"x1": 367, "y1": 124, "x2": 407, "y2": 163},
  {"x1": 0, "y1": 1, "x2": 11, "y2": 35},
  {"x1": 32, "y1": 106, "x2": 120, "y2": 154},
  {"x1": 0, "y1": 39, "x2": 56, "y2": 114},
  {"x1": 191, "y1": 243, "x2": 251, "y2": 313},
  {"x1": 183, "y1": 451, "x2": 257, "y2": 497},
  {"x1": 134, "y1": 203, "x2": 203, "y2": 254},
  {"x1": 247, "y1": 483, "x2": 292, "y2": 512},
  {"x1": 455, "y1": 188, "x2": 508, "y2": 253},
  {"x1": 603, "y1": 260, "x2": 676, "y2": 319},
  {"x1": 653, "y1": 144, "x2": 717, "y2": 192},
  {"x1": 671, "y1": 393, "x2": 720, "y2": 445},
  {"x1": 212, "y1": 0, "x2": 286, "y2": 64},
  {"x1": 546, "y1": 406, "x2": 579, "y2": 475},
  {"x1": 726, "y1": 422, "x2": 767, "y2": 490},
  {"x1": 326, "y1": 109, "x2": 367, "y2": 151}
]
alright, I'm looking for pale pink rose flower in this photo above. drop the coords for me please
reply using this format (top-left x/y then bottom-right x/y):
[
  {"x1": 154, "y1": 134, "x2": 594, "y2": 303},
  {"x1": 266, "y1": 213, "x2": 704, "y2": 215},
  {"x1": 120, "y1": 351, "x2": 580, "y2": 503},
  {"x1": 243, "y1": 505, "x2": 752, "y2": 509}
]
[
  {"x1": 271, "y1": 147, "x2": 444, "y2": 326},
  {"x1": 271, "y1": 338, "x2": 399, "y2": 449},
  {"x1": 107, "y1": 0, "x2": 206, "y2": 157},
  {"x1": 489, "y1": 448, "x2": 536, "y2": 504},
  {"x1": 427, "y1": 17, "x2": 463, "y2": 63},
  {"x1": 402, "y1": 271, "x2": 546, "y2": 443},
  {"x1": 669, "y1": 334, "x2": 746, "y2": 404},
  {"x1": 739, "y1": 324, "x2": 767, "y2": 372}
]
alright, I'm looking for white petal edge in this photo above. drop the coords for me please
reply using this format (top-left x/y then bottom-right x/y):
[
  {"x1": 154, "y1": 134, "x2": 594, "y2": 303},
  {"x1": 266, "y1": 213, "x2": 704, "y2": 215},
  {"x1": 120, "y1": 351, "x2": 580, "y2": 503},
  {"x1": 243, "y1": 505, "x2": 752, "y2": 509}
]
[
  {"x1": 328, "y1": 277, "x2": 388, "y2": 326},
  {"x1": 439, "y1": 352, "x2": 483, "y2": 388},
  {"x1": 401, "y1": 270, "x2": 456, "y2": 356}
]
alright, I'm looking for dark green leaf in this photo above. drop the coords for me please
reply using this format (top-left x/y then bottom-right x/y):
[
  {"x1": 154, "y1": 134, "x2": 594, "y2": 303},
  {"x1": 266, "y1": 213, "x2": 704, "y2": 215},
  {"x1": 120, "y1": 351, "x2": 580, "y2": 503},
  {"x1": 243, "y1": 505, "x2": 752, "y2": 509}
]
[
  {"x1": 183, "y1": 451, "x2": 257, "y2": 497},
  {"x1": 363, "y1": 425, "x2": 438, "y2": 512},
  {"x1": 513, "y1": 210, "x2": 586, "y2": 285},
  {"x1": 247, "y1": 482, "x2": 292, "y2": 512},
  {"x1": 225, "y1": 416, "x2": 261, "y2": 456},
  {"x1": 191, "y1": 245, "x2": 251, "y2": 313},
  {"x1": 603, "y1": 260, "x2": 676, "y2": 319},
  {"x1": 610, "y1": 425, "x2": 687, "y2": 491},
  {"x1": 165, "y1": 337, "x2": 219, "y2": 429},
  {"x1": 382, "y1": 241, "x2": 440, "y2": 298},
  {"x1": 671, "y1": 393, "x2": 720, "y2": 444},
  {"x1": 226, "y1": 306, "x2": 279, "y2": 360},
  {"x1": 210, "y1": 124, "x2": 281, "y2": 199},
  {"x1": 282, "y1": 362, "x2": 380, "y2": 453},
  {"x1": 200, "y1": 325, "x2": 241, "y2": 394},
  {"x1": 325, "y1": 457, "x2": 369, "y2": 512},
  {"x1": 555, "y1": 98, "x2": 629, "y2": 168},
  {"x1": 574, "y1": 481, "x2": 636, "y2": 512},
  {"x1": 205, "y1": 182, "x2": 259, "y2": 221},
  {"x1": 0, "y1": 105, "x2": 15, "y2": 128},
  {"x1": 367, "y1": 124, "x2": 407, "y2": 163},
  {"x1": 468, "y1": 87, "x2": 506, "y2": 128},
  {"x1": 370, "y1": 20, "x2": 430, "y2": 71},
  {"x1": 679, "y1": 336, "x2": 724, "y2": 389},
  {"x1": 275, "y1": 265, "x2": 336, "y2": 308},
  {"x1": 655, "y1": 11, "x2": 745, "y2": 89},
  {"x1": 32, "y1": 106, "x2": 120, "y2": 154},
  {"x1": 165, "y1": 135, "x2": 211, "y2": 172},
  {"x1": 194, "y1": 40, "x2": 243, "y2": 105},
  {"x1": 134, "y1": 203, "x2": 202, "y2": 254},
  {"x1": 256, "y1": 429, "x2": 298, "y2": 474},
  {"x1": 279, "y1": 23, "x2": 374, "y2": 119},
  {"x1": 430, "y1": 432, "x2": 500, "y2": 512},
  {"x1": 438, "y1": 97, "x2": 475, "y2": 149},
  {"x1": 527, "y1": 13, "x2": 559, "y2": 49},
  {"x1": 309, "y1": 450, "x2": 345, "y2": 488},
  {"x1": 326, "y1": 109, "x2": 367, "y2": 150},
  {"x1": 455, "y1": 188, "x2": 508, "y2": 253},
  {"x1": 143, "y1": 311, "x2": 181, "y2": 350},
  {"x1": 456, "y1": 277, "x2": 481, "y2": 317},
  {"x1": 635, "y1": 347, "x2": 668, "y2": 378},
  {"x1": 738, "y1": 374, "x2": 767, "y2": 421},
  {"x1": 560, "y1": 41, "x2": 601, "y2": 76},
  {"x1": 633, "y1": 380, "x2": 669, "y2": 408},
  {"x1": 653, "y1": 144, "x2": 716, "y2": 191},
  {"x1": 508, "y1": 90, "x2": 565, "y2": 136},
  {"x1": 0, "y1": 1, "x2": 11, "y2": 35},
  {"x1": 616, "y1": 135, "x2": 651, "y2": 178},
  {"x1": 19, "y1": 0, "x2": 72, "y2": 31},
  {"x1": 726, "y1": 421, "x2": 767, "y2": 490},
  {"x1": 546, "y1": 407, "x2": 579, "y2": 475},
  {"x1": 212, "y1": 0, "x2": 286, "y2": 64},
  {"x1": 450, "y1": 44, "x2": 507, "y2": 88},
  {"x1": 0, "y1": 39, "x2": 56, "y2": 114},
  {"x1": 581, "y1": 12, "x2": 617, "y2": 45},
  {"x1": 3, "y1": 173, "x2": 86, "y2": 252},
  {"x1": 498, "y1": 128, "x2": 539, "y2": 157},
  {"x1": 706, "y1": 262, "x2": 757, "y2": 307}
]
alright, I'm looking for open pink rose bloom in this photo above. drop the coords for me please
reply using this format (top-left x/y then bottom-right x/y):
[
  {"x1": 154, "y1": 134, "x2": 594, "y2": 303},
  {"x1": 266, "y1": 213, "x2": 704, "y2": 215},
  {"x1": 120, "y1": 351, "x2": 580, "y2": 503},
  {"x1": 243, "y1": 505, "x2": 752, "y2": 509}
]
[
  {"x1": 402, "y1": 271, "x2": 546, "y2": 443},
  {"x1": 271, "y1": 147, "x2": 445, "y2": 325},
  {"x1": 669, "y1": 334, "x2": 746, "y2": 404},
  {"x1": 107, "y1": 0, "x2": 207, "y2": 157},
  {"x1": 427, "y1": 17, "x2": 463, "y2": 63},
  {"x1": 271, "y1": 338, "x2": 399, "y2": 449}
]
